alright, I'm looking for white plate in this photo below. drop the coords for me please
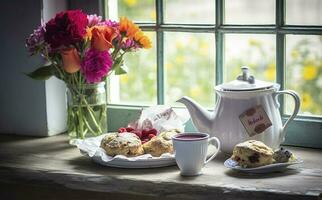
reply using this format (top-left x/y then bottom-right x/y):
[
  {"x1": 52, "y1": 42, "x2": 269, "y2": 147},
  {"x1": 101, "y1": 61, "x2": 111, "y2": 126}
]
[
  {"x1": 80, "y1": 145, "x2": 217, "y2": 169},
  {"x1": 76, "y1": 133, "x2": 177, "y2": 169},
  {"x1": 80, "y1": 149, "x2": 176, "y2": 168},
  {"x1": 224, "y1": 158, "x2": 303, "y2": 173}
]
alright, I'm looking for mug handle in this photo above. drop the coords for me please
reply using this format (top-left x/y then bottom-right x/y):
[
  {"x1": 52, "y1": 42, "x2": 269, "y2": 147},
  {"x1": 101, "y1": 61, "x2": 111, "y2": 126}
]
[
  {"x1": 274, "y1": 90, "x2": 301, "y2": 142},
  {"x1": 205, "y1": 137, "x2": 221, "y2": 164}
]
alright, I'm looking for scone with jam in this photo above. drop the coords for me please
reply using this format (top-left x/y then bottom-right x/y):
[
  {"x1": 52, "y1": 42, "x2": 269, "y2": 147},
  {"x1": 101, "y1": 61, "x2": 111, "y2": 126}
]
[
  {"x1": 143, "y1": 129, "x2": 180, "y2": 157},
  {"x1": 100, "y1": 132, "x2": 144, "y2": 157},
  {"x1": 231, "y1": 140, "x2": 274, "y2": 168}
]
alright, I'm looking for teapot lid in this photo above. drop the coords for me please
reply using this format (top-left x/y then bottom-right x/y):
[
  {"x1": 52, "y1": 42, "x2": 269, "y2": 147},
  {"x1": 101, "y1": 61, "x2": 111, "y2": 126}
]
[{"x1": 220, "y1": 66, "x2": 274, "y2": 91}]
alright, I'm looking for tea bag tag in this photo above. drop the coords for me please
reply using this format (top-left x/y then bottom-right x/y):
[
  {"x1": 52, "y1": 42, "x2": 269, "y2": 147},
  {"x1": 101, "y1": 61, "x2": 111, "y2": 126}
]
[{"x1": 239, "y1": 105, "x2": 272, "y2": 137}]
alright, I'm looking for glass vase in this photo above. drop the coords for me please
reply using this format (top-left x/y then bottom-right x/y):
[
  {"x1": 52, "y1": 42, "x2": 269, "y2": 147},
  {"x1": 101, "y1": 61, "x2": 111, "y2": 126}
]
[{"x1": 66, "y1": 82, "x2": 107, "y2": 144}]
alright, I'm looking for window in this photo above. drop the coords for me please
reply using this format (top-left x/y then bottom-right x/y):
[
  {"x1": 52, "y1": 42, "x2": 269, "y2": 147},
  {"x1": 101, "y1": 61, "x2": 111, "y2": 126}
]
[{"x1": 104, "y1": 0, "x2": 322, "y2": 148}]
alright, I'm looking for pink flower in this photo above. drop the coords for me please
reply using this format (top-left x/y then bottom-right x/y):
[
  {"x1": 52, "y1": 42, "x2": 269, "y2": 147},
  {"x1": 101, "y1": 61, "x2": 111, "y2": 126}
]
[
  {"x1": 87, "y1": 14, "x2": 102, "y2": 27},
  {"x1": 44, "y1": 10, "x2": 88, "y2": 49},
  {"x1": 26, "y1": 25, "x2": 46, "y2": 55},
  {"x1": 100, "y1": 20, "x2": 119, "y2": 28},
  {"x1": 81, "y1": 48, "x2": 113, "y2": 83},
  {"x1": 121, "y1": 38, "x2": 140, "y2": 50}
]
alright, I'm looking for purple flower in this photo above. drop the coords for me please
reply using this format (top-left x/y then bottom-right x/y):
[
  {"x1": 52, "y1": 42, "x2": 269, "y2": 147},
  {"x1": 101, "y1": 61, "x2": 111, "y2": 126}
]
[
  {"x1": 26, "y1": 25, "x2": 46, "y2": 55},
  {"x1": 87, "y1": 14, "x2": 102, "y2": 27},
  {"x1": 81, "y1": 48, "x2": 113, "y2": 83},
  {"x1": 121, "y1": 38, "x2": 140, "y2": 50},
  {"x1": 100, "y1": 20, "x2": 119, "y2": 28}
]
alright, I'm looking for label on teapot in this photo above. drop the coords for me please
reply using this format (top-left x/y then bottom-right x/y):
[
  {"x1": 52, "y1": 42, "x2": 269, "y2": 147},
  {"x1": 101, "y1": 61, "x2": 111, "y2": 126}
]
[{"x1": 239, "y1": 105, "x2": 272, "y2": 137}]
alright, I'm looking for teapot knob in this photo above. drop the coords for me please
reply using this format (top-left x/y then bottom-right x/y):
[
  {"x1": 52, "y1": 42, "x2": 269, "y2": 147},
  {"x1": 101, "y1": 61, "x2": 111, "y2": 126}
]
[{"x1": 237, "y1": 66, "x2": 255, "y2": 84}]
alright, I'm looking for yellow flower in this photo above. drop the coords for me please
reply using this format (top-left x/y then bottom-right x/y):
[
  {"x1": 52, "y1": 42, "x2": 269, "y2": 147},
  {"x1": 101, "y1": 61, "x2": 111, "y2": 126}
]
[
  {"x1": 150, "y1": 10, "x2": 156, "y2": 20},
  {"x1": 264, "y1": 68, "x2": 275, "y2": 81},
  {"x1": 303, "y1": 65, "x2": 317, "y2": 80},
  {"x1": 291, "y1": 50, "x2": 299, "y2": 59},
  {"x1": 175, "y1": 40, "x2": 184, "y2": 49},
  {"x1": 165, "y1": 62, "x2": 173, "y2": 70},
  {"x1": 120, "y1": 74, "x2": 129, "y2": 83},
  {"x1": 175, "y1": 56, "x2": 184, "y2": 64},
  {"x1": 85, "y1": 27, "x2": 93, "y2": 41},
  {"x1": 190, "y1": 86, "x2": 202, "y2": 98},
  {"x1": 249, "y1": 39, "x2": 261, "y2": 46},
  {"x1": 264, "y1": 63, "x2": 276, "y2": 81},
  {"x1": 302, "y1": 92, "x2": 312, "y2": 110},
  {"x1": 124, "y1": 0, "x2": 137, "y2": 7},
  {"x1": 199, "y1": 42, "x2": 209, "y2": 56}
]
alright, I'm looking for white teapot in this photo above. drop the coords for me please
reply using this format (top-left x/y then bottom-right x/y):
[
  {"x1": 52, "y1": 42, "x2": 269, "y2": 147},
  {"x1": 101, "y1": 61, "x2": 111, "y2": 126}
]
[{"x1": 177, "y1": 66, "x2": 300, "y2": 154}]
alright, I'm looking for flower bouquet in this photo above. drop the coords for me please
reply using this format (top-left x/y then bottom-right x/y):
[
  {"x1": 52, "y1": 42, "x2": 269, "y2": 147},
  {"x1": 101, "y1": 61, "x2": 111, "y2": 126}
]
[{"x1": 26, "y1": 10, "x2": 151, "y2": 142}]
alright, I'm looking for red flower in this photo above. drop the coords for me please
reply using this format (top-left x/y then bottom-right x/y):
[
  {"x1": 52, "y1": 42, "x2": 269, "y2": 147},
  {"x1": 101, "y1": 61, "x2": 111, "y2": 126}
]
[{"x1": 44, "y1": 10, "x2": 88, "y2": 49}]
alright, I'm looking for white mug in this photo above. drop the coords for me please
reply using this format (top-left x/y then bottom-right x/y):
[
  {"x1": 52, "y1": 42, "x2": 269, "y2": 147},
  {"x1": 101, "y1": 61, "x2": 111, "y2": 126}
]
[{"x1": 172, "y1": 132, "x2": 221, "y2": 176}]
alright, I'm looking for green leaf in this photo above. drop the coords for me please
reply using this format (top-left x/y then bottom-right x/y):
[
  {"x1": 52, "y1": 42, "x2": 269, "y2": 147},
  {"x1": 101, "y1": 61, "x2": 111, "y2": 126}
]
[
  {"x1": 26, "y1": 65, "x2": 55, "y2": 80},
  {"x1": 114, "y1": 65, "x2": 127, "y2": 75}
]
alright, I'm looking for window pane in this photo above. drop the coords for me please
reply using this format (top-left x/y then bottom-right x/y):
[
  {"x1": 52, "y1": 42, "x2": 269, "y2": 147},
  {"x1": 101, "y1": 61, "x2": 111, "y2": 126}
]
[
  {"x1": 224, "y1": 34, "x2": 276, "y2": 82},
  {"x1": 165, "y1": 0, "x2": 215, "y2": 24},
  {"x1": 118, "y1": 0, "x2": 155, "y2": 22},
  {"x1": 225, "y1": 0, "x2": 275, "y2": 24},
  {"x1": 285, "y1": 35, "x2": 322, "y2": 116},
  {"x1": 164, "y1": 32, "x2": 215, "y2": 107},
  {"x1": 286, "y1": 0, "x2": 322, "y2": 25},
  {"x1": 109, "y1": 32, "x2": 157, "y2": 105}
]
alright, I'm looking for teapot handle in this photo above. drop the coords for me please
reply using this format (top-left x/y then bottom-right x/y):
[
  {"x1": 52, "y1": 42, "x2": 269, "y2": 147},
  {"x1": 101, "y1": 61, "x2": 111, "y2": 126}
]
[{"x1": 274, "y1": 90, "x2": 301, "y2": 142}]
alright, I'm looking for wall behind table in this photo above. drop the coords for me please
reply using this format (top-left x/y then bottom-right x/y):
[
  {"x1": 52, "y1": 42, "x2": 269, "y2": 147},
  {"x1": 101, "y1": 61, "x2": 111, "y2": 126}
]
[{"x1": 0, "y1": 0, "x2": 67, "y2": 136}]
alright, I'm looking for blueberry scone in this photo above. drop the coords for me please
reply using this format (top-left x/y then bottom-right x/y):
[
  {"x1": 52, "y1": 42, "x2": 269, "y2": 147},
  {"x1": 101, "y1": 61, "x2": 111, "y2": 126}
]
[
  {"x1": 231, "y1": 140, "x2": 274, "y2": 168},
  {"x1": 100, "y1": 132, "x2": 144, "y2": 157},
  {"x1": 143, "y1": 129, "x2": 180, "y2": 157},
  {"x1": 273, "y1": 147, "x2": 295, "y2": 163}
]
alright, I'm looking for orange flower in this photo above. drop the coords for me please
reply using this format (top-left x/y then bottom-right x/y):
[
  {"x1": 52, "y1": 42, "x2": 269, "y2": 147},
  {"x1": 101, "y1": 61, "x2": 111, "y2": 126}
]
[
  {"x1": 119, "y1": 17, "x2": 152, "y2": 48},
  {"x1": 134, "y1": 31, "x2": 152, "y2": 49},
  {"x1": 90, "y1": 26, "x2": 117, "y2": 51},
  {"x1": 119, "y1": 17, "x2": 140, "y2": 38},
  {"x1": 60, "y1": 48, "x2": 81, "y2": 73}
]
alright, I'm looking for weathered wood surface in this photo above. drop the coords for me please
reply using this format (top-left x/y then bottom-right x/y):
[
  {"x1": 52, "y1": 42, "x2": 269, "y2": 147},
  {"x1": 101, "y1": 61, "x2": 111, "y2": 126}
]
[{"x1": 0, "y1": 134, "x2": 321, "y2": 200}]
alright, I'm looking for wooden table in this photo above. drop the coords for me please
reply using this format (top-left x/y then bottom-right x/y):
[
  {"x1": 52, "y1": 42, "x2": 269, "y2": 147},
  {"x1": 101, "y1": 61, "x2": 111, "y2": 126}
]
[{"x1": 0, "y1": 134, "x2": 321, "y2": 200}]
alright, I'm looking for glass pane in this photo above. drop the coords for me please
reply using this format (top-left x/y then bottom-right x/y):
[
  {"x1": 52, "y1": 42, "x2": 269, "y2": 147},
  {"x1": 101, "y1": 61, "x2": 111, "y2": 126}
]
[
  {"x1": 285, "y1": 35, "x2": 322, "y2": 116},
  {"x1": 118, "y1": 0, "x2": 155, "y2": 22},
  {"x1": 286, "y1": 0, "x2": 322, "y2": 25},
  {"x1": 165, "y1": 0, "x2": 215, "y2": 24},
  {"x1": 224, "y1": 34, "x2": 276, "y2": 82},
  {"x1": 109, "y1": 32, "x2": 157, "y2": 105},
  {"x1": 225, "y1": 0, "x2": 275, "y2": 24},
  {"x1": 164, "y1": 32, "x2": 215, "y2": 107}
]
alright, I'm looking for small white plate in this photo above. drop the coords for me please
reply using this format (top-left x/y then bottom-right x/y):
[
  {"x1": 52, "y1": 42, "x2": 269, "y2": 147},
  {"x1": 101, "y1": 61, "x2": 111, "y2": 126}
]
[{"x1": 224, "y1": 158, "x2": 303, "y2": 173}]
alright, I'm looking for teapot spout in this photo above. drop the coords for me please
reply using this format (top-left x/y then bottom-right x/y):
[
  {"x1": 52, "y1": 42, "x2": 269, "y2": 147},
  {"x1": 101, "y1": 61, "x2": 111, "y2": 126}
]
[{"x1": 176, "y1": 96, "x2": 214, "y2": 134}]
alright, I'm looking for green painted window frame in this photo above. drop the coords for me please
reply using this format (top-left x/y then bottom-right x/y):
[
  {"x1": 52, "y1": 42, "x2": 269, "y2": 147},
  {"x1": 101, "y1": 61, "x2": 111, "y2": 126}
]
[{"x1": 103, "y1": 0, "x2": 322, "y2": 149}]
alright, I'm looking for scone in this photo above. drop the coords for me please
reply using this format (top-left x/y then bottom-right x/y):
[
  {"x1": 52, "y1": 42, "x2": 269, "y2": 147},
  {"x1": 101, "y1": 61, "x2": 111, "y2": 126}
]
[
  {"x1": 231, "y1": 140, "x2": 274, "y2": 168},
  {"x1": 273, "y1": 147, "x2": 295, "y2": 163},
  {"x1": 143, "y1": 129, "x2": 180, "y2": 157},
  {"x1": 100, "y1": 132, "x2": 144, "y2": 157}
]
